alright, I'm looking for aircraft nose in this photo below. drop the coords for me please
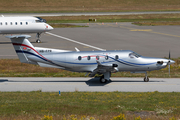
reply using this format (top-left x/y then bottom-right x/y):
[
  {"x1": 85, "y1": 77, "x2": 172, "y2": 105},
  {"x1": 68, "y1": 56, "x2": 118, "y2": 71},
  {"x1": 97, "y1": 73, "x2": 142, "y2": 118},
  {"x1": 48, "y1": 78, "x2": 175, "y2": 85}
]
[
  {"x1": 48, "y1": 25, "x2": 54, "y2": 30},
  {"x1": 45, "y1": 24, "x2": 54, "y2": 31},
  {"x1": 169, "y1": 60, "x2": 175, "y2": 65}
]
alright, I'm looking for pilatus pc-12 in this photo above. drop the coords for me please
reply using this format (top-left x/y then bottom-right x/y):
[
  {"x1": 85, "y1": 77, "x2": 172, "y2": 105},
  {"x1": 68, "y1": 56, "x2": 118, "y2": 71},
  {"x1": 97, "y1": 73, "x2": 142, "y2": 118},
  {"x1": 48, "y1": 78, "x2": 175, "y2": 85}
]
[{"x1": 7, "y1": 35, "x2": 175, "y2": 83}]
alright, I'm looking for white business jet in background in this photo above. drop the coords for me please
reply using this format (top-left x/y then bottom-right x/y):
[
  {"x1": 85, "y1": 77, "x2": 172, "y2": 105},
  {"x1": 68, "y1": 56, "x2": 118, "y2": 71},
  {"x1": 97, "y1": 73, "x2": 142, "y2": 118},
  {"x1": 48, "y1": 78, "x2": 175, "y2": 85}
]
[{"x1": 0, "y1": 16, "x2": 53, "y2": 43}]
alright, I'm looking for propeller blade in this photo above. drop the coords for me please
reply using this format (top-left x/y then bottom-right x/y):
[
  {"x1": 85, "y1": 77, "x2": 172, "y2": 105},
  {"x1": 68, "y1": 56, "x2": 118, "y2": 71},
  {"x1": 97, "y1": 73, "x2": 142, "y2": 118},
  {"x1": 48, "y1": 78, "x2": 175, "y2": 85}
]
[
  {"x1": 168, "y1": 50, "x2": 170, "y2": 76},
  {"x1": 169, "y1": 64, "x2": 170, "y2": 76}
]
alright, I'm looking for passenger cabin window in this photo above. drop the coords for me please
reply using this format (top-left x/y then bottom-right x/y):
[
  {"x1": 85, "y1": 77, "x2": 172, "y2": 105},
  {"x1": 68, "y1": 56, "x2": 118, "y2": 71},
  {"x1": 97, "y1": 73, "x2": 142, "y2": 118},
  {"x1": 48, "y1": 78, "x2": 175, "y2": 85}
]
[
  {"x1": 96, "y1": 56, "x2": 99, "y2": 60},
  {"x1": 105, "y1": 55, "x2": 109, "y2": 60},
  {"x1": 26, "y1": 22, "x2": 28, "y2": 25},
  {"x1": 10, "y1": 22, "x2": 12, "y2": 25},
  {"x1": 0, "y1": 22, "x2": 2, "y2": 25},
  {"x1": 115, "y1": 55, "x2": 119, "y2": 60},
  {"x1": 15, "y1": 22, "x2": 17, "y2": 25},
  {"x1": 87, "y1": 56, "x2": 91, "y2": 60},
  {"x1": 78, "y1": 56, "x2": 82, "y2": 61},
  {"x1": 20, "y1": 22, "x2": 22, "y2": 25},
  {"x1": 129, "y1": 52, "x2": 141, "y2": 58},
  {"x1": 5, "y1": 22, "x2": 7, "y2": 25}
]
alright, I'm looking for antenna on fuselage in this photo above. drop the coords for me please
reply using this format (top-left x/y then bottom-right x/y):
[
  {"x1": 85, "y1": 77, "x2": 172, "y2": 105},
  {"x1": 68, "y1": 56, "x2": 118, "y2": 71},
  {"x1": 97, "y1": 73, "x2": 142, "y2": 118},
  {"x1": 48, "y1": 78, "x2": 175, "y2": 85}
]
[{"x1": 75, "y1": 47, "x2": 80, "y2": 52}]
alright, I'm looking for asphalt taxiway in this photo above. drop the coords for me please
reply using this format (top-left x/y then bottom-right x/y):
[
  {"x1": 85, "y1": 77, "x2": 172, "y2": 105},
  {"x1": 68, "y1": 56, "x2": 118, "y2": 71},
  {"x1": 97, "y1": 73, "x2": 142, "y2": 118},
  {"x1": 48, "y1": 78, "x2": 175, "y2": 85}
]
[
  {"x1": 1, "y1": 22, "x2": 180, "y2": 58},
  {"x1": 0, "y1": 77, "x2": 180, "y2": 92}
]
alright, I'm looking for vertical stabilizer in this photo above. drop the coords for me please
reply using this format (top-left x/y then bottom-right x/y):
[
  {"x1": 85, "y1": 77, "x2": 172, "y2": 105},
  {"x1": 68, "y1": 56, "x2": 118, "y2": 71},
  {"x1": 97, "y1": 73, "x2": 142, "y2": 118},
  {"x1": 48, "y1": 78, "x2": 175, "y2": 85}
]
[{"x1": 6, "y1": 35, "x2": 37, "y2": 64}]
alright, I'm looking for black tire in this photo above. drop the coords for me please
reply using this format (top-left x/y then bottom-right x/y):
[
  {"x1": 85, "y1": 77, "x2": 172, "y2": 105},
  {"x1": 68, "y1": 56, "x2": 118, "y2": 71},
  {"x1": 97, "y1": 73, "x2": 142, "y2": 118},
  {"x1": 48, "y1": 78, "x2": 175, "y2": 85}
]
[
  {"x1": 100, "y1": 75, "x2": 107, "y2": 83},
  {"x1": 36, "y1": 39, "x2": 41, "y2": 43},
  {"x1": 144, "y1": 77, "x2": 149, "y2": 82}
]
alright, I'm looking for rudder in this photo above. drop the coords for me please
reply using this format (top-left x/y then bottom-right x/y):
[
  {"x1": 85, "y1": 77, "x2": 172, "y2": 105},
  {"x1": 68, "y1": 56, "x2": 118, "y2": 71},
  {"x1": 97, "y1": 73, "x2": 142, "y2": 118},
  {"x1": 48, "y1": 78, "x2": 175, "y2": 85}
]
[{"x1": 6, "y1": 35, "x2": 37, "y2": 64}]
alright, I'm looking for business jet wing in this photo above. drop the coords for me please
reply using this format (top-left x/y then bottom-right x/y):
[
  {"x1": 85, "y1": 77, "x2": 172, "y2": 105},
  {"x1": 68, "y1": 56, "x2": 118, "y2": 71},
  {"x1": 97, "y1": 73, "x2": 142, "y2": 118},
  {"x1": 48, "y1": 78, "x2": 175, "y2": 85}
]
[{"x1": 89, "y1": 61, "x2": 118, "y2": 77}]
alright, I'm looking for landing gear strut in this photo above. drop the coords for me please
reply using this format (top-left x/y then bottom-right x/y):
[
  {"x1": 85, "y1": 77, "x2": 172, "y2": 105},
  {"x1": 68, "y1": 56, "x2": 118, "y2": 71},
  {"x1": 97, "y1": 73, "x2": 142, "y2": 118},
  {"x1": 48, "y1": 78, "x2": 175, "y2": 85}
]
[
  {"x1": 36, "y1": 33, "x2": 41, "y2": 43},
  {"x1": 144, "y1": 72, "x2": 149, "y2": 82}
]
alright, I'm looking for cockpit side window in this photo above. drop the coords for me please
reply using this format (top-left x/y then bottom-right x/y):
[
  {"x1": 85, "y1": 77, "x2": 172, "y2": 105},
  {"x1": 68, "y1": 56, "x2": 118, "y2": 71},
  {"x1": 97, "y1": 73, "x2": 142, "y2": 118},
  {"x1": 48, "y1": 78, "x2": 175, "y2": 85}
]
[
  {"x1": 35, "y1": 20, "x2": 42, "y2": 23},
  {"x1": 129, "y1": 52, "x2": 141, "y2": 58}
]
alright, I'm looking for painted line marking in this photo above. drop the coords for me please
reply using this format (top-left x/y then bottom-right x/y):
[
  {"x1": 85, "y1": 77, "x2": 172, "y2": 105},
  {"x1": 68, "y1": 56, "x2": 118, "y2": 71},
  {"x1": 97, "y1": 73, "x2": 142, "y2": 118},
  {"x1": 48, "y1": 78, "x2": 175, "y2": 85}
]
[
  {"x1": 46, "y1": 32, "x2": 106, "y2": 51},
  {"x1": 130, "y1": 29, "x2": 152, "y2": 31},
  {"x1": 104, "y1": 24, "x2": 180, "y2": 38},
  {"x1": 149, "y1": 31, "x2": 180, "y2": 38}
]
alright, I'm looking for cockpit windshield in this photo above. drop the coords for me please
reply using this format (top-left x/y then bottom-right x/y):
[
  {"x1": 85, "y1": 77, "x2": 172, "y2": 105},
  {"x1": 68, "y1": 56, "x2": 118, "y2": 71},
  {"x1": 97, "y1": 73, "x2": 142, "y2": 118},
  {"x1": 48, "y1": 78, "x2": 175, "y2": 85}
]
[
  {"x1": 129, "y1": 52, "x2": 141, "y2": 58},
  {"x1": 35, "y1": 17, "x2": 46, "y2": 23}
]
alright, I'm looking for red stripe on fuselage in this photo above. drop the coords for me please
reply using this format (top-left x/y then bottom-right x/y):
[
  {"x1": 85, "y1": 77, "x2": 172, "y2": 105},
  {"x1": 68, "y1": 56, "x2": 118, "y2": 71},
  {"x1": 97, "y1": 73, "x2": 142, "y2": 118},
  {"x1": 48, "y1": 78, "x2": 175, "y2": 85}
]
[{"x1": 12, "y1": 43, "x2": 51, "y2": 61}]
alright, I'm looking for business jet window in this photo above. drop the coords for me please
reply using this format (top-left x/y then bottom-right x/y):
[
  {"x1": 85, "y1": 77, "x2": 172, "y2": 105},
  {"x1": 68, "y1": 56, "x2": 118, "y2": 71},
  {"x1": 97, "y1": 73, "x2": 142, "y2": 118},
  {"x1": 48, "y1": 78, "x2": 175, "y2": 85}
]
[
  {"x1": 0, "y1": 22, "x2": 2, "y2": 25},
  {"x1": 115, "y1": 55, "x2": 119, "y2": 60},
  {"x1": 15, "y1": 22, "x2": 17, "y2": 25},
  {"x1": 129, "y1": 52, "x2": 141, "y2": 58},
  {"x1": 26, "y1": 22, "x2": 28, "y2": 25},
  {"x1": 87, "y1": 56, "x2": 91, "y2": 60},
  {"x1": 5, "y1": 22, "x2": 7, "y2": 25},
  {"x1": 78, "y1": 56, "x2": 82, "y2": 61},
  {"x1": 10, "y1": 22, "x2": 12, "y2": 25},
  {"x1": 96, "y1": 56, "x2": 99, "y2": 60},
  {"x1": 20, "y1": 22, "x2": 22, "y2": 25},
  {"x1": 105, "y1": 55, "x2": 109, "y2": 60}
]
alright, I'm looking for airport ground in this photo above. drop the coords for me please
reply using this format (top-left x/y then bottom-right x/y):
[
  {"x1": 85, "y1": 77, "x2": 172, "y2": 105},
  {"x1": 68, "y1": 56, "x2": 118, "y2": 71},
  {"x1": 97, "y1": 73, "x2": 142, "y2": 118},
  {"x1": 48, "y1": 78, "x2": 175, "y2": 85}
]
[
  {"x1": 1, "y1": 19, "x2": 180, "y2": 119},
  {"x1": 1, "y1": 22, "x2": 180, "y2": 58}
]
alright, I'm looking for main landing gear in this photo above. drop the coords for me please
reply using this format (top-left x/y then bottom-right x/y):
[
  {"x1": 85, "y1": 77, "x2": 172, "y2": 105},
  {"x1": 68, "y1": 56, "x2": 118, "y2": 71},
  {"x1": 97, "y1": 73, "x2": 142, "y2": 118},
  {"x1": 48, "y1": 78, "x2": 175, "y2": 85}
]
[
  {"x1": 100, "y1": 75, "x2": 107, "y2": 83},
  {"x1": 144, "y1": 72, "x2": 149, "y2": 82},
  {"x1": 99, "y1": 72, "x2": 111, "y2": 83},
  {"x1": 36, "y1": 33, "x2": 41, "y2": 43}
]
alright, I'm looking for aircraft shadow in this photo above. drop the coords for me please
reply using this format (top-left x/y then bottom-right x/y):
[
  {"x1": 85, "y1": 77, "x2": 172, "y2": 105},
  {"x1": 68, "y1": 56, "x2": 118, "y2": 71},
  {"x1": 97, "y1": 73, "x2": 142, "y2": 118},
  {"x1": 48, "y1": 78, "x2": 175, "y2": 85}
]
[
  {"x1": 0, "y1": 42, "x2": 12, "y2": 44},
  {"x1": 0, "y1": 79, "x2": 8, "y2": 82},
  {"x1": 85, "y1": 78, "x2": 111, "y2": 86}
]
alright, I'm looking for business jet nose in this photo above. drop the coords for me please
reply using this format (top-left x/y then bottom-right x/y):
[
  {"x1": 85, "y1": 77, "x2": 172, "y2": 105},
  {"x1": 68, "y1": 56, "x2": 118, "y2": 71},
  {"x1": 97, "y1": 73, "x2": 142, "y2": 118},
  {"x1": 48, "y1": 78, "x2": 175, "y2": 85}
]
[
  {"x1": 45, "y1": 24, "x2": 54, "y2": 31},
  {"x1": 48, "y1": 25, "x2": 54, "y2": 30}
]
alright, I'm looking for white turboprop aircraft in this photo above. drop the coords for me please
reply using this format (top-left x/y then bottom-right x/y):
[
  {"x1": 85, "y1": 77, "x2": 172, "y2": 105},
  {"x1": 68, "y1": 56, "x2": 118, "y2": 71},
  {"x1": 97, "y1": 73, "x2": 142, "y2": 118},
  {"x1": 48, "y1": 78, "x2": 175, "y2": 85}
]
[
  {"x1": 0, "y1": 16, "x2": 53, "y2": 43},
  {"x1": 7, "y1": 35, "x2": 175, "y2": 83}
]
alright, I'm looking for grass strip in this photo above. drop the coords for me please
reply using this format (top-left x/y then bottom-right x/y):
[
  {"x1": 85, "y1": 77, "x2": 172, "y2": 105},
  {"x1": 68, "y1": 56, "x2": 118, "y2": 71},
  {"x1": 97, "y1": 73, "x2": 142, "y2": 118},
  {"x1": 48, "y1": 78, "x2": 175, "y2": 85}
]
[
  {"x1": 1, "y1": 0, "x2": 180, "y2": 13},
  {"x1": 0, "y1": 91, "x2": 180, "y2": 120},
  {"x1": 0, "y1": 59, "x2": 179, "y2": 77},
  {"x1": 42, "y1": 14, "x2": 180, "y2": 26}
]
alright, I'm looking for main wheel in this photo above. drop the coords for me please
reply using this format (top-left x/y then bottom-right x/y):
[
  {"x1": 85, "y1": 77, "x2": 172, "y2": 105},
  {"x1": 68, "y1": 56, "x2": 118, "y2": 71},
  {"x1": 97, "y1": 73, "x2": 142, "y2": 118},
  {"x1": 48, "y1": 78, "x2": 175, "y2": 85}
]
[
  {"x1": 100, "y1": 75, "x2": 107, "y2": 83},
  {"x1": 36, "y1": 39, "x2": 41, "y2": 43},
  {"x1": 144, "y1": 76, "x2": 149, "y2": 82}
]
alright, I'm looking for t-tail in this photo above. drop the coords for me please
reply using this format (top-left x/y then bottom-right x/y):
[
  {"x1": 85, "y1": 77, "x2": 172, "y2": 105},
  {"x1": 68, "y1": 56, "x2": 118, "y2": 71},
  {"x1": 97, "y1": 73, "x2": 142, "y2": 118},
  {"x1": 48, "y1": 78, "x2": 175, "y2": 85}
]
[{"x1": 7, "y1": 35, "x2": 38, "y2": 65}]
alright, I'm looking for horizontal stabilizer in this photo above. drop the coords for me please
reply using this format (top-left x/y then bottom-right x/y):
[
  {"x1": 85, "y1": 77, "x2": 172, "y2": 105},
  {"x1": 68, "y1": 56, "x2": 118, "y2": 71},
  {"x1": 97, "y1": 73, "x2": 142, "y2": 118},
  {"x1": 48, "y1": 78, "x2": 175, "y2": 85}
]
[{"x1": 6, "y1": 35, "x2": 31, "y2": 39}]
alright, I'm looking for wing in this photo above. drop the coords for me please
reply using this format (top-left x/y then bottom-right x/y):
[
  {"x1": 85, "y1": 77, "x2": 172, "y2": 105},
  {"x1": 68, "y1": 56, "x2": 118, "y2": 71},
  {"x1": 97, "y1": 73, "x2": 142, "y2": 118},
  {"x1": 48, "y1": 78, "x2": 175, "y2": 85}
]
[{"x1": 89, "y1": 61, "x2": 118, "y2": 77}]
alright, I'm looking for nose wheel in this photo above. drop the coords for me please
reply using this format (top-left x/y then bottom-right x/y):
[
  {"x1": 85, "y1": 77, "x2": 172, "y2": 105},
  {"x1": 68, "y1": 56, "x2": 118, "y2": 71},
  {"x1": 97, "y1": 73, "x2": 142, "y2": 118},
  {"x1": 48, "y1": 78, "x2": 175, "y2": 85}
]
[
  {"x1": 144, "y1": 76, "x2": 149, "y2": 82},
  {"x1": 36, "y1": 39, "x2": 41, "y2": 43},
  {"x1": 36, "y1": 33, "x2": 41, "y2": 43},
  {"x1": 144, "y1": 72, "x2": 149, "y2": 82}
]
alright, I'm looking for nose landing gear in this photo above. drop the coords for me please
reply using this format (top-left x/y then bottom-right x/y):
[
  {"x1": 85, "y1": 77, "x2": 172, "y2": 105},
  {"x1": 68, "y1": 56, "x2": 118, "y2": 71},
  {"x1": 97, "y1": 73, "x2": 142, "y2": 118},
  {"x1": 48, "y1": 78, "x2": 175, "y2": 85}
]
[
  {"x1": 144, "y1": 72, "x2": 149, "y2": 82},
  {"x1": 36, "y1": 33, "x2": 41, "y2": 43}
]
